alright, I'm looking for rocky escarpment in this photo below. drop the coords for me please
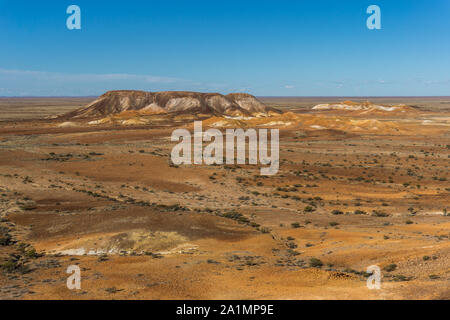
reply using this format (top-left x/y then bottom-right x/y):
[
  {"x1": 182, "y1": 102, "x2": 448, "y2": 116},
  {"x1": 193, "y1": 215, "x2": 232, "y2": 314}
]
[{"x1": 63, "y1": 90, "x2": 279, "y2": 119}]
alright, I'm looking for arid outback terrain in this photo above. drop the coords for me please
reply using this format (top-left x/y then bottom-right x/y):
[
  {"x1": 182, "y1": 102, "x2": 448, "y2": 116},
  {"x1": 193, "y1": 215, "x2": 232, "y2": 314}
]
[{"x1": 0, "y1": 91, "x2": 448, "y2": 300}]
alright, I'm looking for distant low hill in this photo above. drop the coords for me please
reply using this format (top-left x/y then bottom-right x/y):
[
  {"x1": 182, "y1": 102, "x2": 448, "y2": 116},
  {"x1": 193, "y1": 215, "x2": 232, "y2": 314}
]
[
  {"x1": 312, "y1": 100, "x2": 417, "y2": 114},
  {"x1": 63, "y1": 90, "x2": 279, "y2": 119}
]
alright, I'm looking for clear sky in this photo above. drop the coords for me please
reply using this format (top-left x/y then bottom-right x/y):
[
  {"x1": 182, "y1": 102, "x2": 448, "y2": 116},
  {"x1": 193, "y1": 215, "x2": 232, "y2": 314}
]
[{"x1": 0, "y1": 0, "x2": 449, "y2": 96}]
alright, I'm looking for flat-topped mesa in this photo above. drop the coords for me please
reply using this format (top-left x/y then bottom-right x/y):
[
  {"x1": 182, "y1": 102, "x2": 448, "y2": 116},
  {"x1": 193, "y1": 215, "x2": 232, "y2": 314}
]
[{"x1": 63, "y1": 90, "x2": 279, "y2": 119}]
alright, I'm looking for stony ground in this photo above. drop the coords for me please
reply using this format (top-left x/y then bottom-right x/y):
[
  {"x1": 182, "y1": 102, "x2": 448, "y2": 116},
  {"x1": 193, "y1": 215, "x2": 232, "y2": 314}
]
[{"x1": 0, "y1": 97, "x2": 448, "y2": 300}]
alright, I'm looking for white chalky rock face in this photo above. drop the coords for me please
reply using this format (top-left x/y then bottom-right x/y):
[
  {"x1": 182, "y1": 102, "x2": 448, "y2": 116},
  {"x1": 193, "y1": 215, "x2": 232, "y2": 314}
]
[
  {"x1": 313, "y1": 103, "x2": 365, "y2": 111},
  {"x1": 205, "y1": 95, "x2": 233, "y2": 113},
  {"x1": 312, "y1": 101, "x2": 415, "y2": 113},
  {"x1": 141, "y1": 103, "x2": 166, "y2": 113},
  {"x1": 57, "y1": 121, "x2": 77, "y2": 128},
  {"x1": 165, "y1": 97, "x2": 201, "y2": 112},
  {"x1": 227, "y1": 93, "x2": 268, "y2": 113}
]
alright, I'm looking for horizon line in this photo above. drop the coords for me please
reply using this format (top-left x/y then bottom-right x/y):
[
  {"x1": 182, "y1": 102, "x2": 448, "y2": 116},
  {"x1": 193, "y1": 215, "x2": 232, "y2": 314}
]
[{"x1": 1, "y1": 95, "x2": 450, "y2": 99}]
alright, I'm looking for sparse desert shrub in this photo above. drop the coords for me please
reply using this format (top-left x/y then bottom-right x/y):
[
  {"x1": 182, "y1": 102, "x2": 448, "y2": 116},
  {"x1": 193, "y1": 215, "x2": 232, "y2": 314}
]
[
  {"x1": 309, "y1": 258, "x2": 323, "y2": 268},
  {"x1": 222, "y1": 211, "x2": 240, "y2": 219},
  {"x1": 0, "y1": 234, "x2": 12, "y2": 246},
  {"x1": 0, "y1": 259, "x2": 29, "y2": 274},
  {"x1": 0, "y1": 226, "x2": 12, "y2": 246},
  {"x1": 19, "y1": 201, "x2": 37, "y2": 211},
  {"x1": 329, "y1": 222, "x2": 339, "y2": 227},
  {"x1": 392, "y1": 275, "x2": 411, "y2": 282},
  {"x1": 287, "y1": 242, "x2": 297, "y2": 249},
  {"x1": 98, "y1": 254, "x2": 109, "y2": 262},
  {"x1": 207, "y1": 259, "x2": 220, "y2": 264},
  {"x1": 23, "y1": 248, "x2": 39, "y2": 258},
  {"x1": 331, "y1": 210, "x2": 344, "y2": 215},
  {"x1": 105, "y1": 287, "x2": 123, "y2": 294},
  {"x1": 354, "y1": 210, "x2": 367, "y2": 215},
  {"x1": 372, "y1": 210, "x2": 389, "y2": 217},
  {"x1": 259, "y1": 227, "x2": 271, "y2": 234},
  {"x1": 157, "y1": 203, "x2": 188, "y2": 212},
  {"x1": 291, "y1": 222, "x2": 301, "y2": 229},
  {"x1": 287, "y1": 249, "x2": 301, "y2": 256},
  {"x1": 222, "y1": 211, "x2": 250, "y2": 224},
  {"x1": 383, "y1": 263, "x2": 397, "y2": 272}
]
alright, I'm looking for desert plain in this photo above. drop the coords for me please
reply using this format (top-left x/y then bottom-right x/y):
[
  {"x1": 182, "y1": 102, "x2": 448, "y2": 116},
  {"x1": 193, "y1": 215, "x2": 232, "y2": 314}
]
[{"x1": 0, "y1": 94, "x2": 448, "y2": 300}]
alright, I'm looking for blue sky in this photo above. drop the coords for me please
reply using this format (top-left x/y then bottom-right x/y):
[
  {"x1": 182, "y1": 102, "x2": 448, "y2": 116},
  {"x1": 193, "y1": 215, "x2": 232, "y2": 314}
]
[{"x1": 0, "y1": 0, "x2": 449, "y2": 96}]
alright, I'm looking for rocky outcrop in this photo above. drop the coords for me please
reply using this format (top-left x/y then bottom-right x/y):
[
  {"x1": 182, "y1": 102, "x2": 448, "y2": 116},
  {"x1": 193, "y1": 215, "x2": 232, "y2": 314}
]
[{"x1": 64, "y1": 90, "x2": 278, "y2": 119}]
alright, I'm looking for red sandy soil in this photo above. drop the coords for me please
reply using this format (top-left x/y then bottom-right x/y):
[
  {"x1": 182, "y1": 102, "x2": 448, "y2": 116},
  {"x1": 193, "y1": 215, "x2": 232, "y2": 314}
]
[{"x1": 0, "y1": 98, "x2": 448, "y2": 300}]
